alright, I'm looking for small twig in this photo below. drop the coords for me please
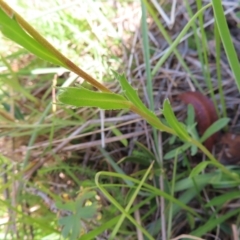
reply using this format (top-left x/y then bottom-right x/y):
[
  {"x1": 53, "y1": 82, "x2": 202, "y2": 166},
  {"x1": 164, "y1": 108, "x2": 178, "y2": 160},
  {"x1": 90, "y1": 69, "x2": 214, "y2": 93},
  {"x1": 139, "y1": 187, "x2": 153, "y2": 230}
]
[
  {"x1": 133, "y1": 201, "x2": 144, "y2": 240},
  {"x1": 231, "y1": 224, "x2": 238, "y2": 240},
  {"x1": 158, "y1": 132, "x2": 166, "y2": 240},
  {"x1": 52, "y1": 74, "x2": 58, "y2": 113},
  {"x1": 100, "y1": 110, "x2": 105, "y2": 148},
  {"x1": 26, "y1": 187, "x2": 71, "y2": 216},
  {"x1": 171, "y1": 234, "x2": 205, "y2": 240}
]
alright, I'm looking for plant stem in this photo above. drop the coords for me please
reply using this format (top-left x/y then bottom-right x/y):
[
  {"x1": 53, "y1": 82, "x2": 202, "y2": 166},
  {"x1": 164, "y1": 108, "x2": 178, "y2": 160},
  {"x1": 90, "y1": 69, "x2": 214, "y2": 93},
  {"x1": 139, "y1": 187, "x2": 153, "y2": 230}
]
[
  {"x1": 130, "y1": 104, "x2": 175, "y2": 134},
  {"x1": 191, "y1": 138, "x2": 239, "y2": 181},
  {"x1": 0, "y1": 0, "x2": 110, "y2": 93}
]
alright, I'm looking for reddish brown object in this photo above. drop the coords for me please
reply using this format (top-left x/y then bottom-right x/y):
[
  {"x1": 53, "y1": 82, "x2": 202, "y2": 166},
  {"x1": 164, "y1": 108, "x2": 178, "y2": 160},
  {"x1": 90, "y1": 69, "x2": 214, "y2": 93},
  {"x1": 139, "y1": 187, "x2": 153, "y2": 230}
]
[
  {"x1": 179, "y1": 91, "x2": 219, "y2": 151},
  {"x1": 220, "y1": 133, "x2": 240, "y2": 164}
]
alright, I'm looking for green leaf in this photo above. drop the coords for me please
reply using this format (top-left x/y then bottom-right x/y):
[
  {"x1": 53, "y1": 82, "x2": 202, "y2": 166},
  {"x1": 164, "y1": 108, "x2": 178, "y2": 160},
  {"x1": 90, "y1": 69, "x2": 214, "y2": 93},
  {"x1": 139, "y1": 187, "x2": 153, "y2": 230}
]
[
  {"x1": 58, "y1": 87, "x2": 131, "y2": 110},
  {"x1": 190, "y1": 144, "x2": 198, "y2": 156},
  {"x1": 0, "y1": 8, "x2": 62, "y2": 66},
  {"x1": 186, "y1": 104, "x2": 199, "y2": 139},
  {"x1": 200, "y1": 118, "x2": 230, "y2": 142},
  {"x1": 111, "y1": 127, "x2": 128, "y2": 147},
  {"x1": 205, "y1": 191, "x2": 240, "y2": 207},
  {"x1": 135, "y1": 141, "x2": 156, "y2": 160},
  {"x1": 119, "y1": 156, "x2": 149, "y2": 166},
  {"x1": 113, "y1": 71, "x2": 160, "y2": 123},
  {"x1": 80, "y1": 216, "x2": 119, "y2": 240},
  {"x1": 164, "y1": 142, "x2": 191, "y2": 160},
  {"x1": 169, "y1": 135, "x2": 177, "y2": 145},
  {"x1": 189, "y1": 161, "x2": 211, "y2": 178},
  {"x1": 187, "y1": 213, "x2": 195, "y2": 230},
  {"x1": 191, "y1": 208, "x2": 240, "y2": 237},
  {"x1": 118, "y1": 141, "x2": 157, "y2": 166},
  {"x1": 187, "y1": 104, "x2": 195, "y2": 126},
  {"x1": 186, "y1": 105, "x2": 199, "y2": 156},
  {"x1": 119, "y1": 156, "x2": 158, "y2": 168},
  {"x1": 212, "y1": 1, "x2": 240, "y2": 92},
  {"x1": 162, "y1": 99, "x2": 190, "y2": 141},
  {"x1": 57, "y1": 192, "x2": 98, "y2": 240},
  {"x1": 58, "y1": 215, "x2": 80, "y2": 240},
  {"x1": 147, "y1": 185, "x2": 206, "y2": 236},
  {"x1": 99, "y1": 148, "x2": 134, "y2": 187},
  {"x1": 175, "y1": 172, "x2": 221, "y2": 192}
]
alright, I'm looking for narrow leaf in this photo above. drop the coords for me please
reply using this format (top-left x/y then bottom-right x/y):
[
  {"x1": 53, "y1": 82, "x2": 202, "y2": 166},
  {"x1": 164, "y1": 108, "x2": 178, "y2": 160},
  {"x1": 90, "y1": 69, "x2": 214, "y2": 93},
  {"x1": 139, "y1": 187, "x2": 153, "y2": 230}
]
[
  {"x1": 164, "y1": 142, "x2": 191, "y2": 160},
  {"x1": 111, "y1": 127, "x2": 128, "y2": 147},
  {"x1": 191, "y1": 209, "x2": 240, "y2": 237},
  {"x1": 58, "y1": 87, "x2": 131, "y2": 110},
  {"x1": 114, "y1": 72, "x2": 159, "y2": 122},
  {"x1": 135, "y1": 141, "x2": 156, "y2": 160},
  {"x1": 189, "y1": 161, "x2": 211, "y2": 178},
  {"x1": 187, "y1": 104, "x2": 195, "y2": 126},
  {"x1": 0, "y1": 8, "x2": 62, "y2": 66},
  {"x1": 163, "y1": 99, "x2": 190, "y2": 141},
  {"x1": 200, "y1": 118, "x2": 230, "y2": 143},
  {"x1": 205, "y1": 191, "x2": 240, "y2": 207},
  {"x1": 212, "y1": 1, "x2": 240, "y2": 91}
]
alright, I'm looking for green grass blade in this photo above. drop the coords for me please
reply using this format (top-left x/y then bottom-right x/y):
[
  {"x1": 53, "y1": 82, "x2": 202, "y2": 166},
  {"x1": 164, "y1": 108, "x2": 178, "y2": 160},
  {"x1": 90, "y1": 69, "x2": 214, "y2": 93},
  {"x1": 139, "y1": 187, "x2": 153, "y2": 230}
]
[
  {"x1": 191, "y1": 208, "x2": 240, "y2": 237},
  {"x1": 96, "y1": 171, "x2": 201, "y2": 218},
  {"x1": 200, "y1": 118, "x2": 230, "y2": 143},
  {"x1": 111, "y1": 162, "x2": 154, "y2": 239},
  {"x1": 214, "y1": 22, "x2": 227, "y2": 119},
  {"x1": 143, "y1": 0, "x2": 203, "y2": 92},
  {"x1": 184, "y1": 0, "x2": 204, "y2": 80},
  {"x1": 190, "y1": 161, "x2": 211, "y2": 178},
  {"x1": 167, "y1": 150, "x2": 178, "y2": 239},
  {"x1": 212, "y1": 1, "x2": 240, "y2": 91},
  {"x1": 81, "y1": 195, "x2": 155, "y2": 240},
  {"x1": 150, "y1": 3, "x2": 212, "y2": 79},
  {"x1": 196, "y1": 0, "x2": 218, "y2": 112},
  {"x1": 95, "y1": 172, "x2": 154, "y2": 240},
  {"x1": 205, "y1": 191, "x2": 240, "y2": 207},
  {"x1": 164, "y1": 142, "x2": 191, "y2": 160},
  {"x1": 140, "y1": 1, "x2": 160, "y2": 161},
  {"x1": 141, "y1": 1, "x2": 154, "y2": 110},
  {"x1": 99, "y1": 147, "x2": 133, "y2": 187}
]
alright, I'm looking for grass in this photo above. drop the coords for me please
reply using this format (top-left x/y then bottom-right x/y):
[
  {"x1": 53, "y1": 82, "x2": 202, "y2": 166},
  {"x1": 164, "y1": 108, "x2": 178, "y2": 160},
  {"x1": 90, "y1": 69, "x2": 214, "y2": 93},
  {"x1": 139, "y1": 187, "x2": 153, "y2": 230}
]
[{"x1": 1, "y1": 0, "x2": 240, "y2": 239}]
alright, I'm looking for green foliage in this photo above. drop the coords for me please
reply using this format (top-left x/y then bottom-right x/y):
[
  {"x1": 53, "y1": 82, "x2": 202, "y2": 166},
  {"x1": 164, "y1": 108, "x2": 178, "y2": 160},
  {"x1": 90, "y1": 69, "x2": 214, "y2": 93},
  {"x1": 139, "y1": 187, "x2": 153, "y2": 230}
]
[
  {"x1": 205, "y1": 191, "x2": 240, "y2": 207},
  {"x1": 164, "y1": 106, "x2": 230, "y2": 161},
  {"x1": 95, "y1": 170, "x2": 201, "y2": 239},
  {"x1": 1, "y1": 0, "x2": 240, "y2": 239},
  {"x1": 186, "y1": 104, "x2": 198, "y2": 155},
  {"x1": 212, "y1": 1, "x2": 240, "y2": 91},
  {"x1": 119, "y1": 141, "x2": 158, "y2": 167},
  {"x1": 114, "y1": 72, "x2": 160, "y2": 124},
  {"x1": 0, "y1": 8, "x2": 63, "y2": 66},
  {"x1": 162, "y1": 99, "x2": 190, "y2": 141},
  {"x1": 189, "y1": 161, "x2": 211, "y2": 177},
  {"x1": 58, "y1": 86, "x2": 131, "y2": 110},
  {"x1": 164, "y1": 142, "x2": 191, "y2": 160},
  {"x1": 57, "y1": 191, "x2": 98, "y2": 240},
  {"x1": 191, "y1": 208, "x2": 240, "y2": 237},
  {"x1": 200, "y1": 118, "x2": 230, "y2": 142}
]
